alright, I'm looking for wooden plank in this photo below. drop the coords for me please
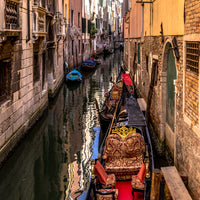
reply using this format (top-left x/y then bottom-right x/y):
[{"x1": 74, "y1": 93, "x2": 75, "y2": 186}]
[
  {"x1": 150, "y1": 169, "x2": 161, "y2": 200},
  {"x1": 161, "y1": 166, "x2": 192, "y2": 200},
  {"x1": 137, "y1": 98, "x2": 147, "y2": 111}
]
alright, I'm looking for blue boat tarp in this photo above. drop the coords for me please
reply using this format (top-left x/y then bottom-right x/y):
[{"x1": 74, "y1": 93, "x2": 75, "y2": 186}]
[
  {"x1": 66, "y1": 69, "x2": 82, "y2": 81},
  {"x1": 82, "y1": 59, "x2": 97, "y2": 66}
]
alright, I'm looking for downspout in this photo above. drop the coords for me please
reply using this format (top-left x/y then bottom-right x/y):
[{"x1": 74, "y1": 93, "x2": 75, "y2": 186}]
[
  {"x1": 26, "y1": 0, "x2": 30, "y2": 42},
  {"x1": 141, "y1": 3, "x2": 144, "y2": 41},
  {"x1": 128, "y1": 12, "x2": 130, "y2": 72}
]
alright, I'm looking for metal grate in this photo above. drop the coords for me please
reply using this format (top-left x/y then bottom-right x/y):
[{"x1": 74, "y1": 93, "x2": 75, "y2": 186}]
[{"x1": 186, "y1": 42, "x2": 199, "y2": 74}]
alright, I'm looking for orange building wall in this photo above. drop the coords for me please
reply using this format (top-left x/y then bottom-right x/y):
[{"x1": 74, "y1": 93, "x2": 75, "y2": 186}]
[{"x1": 124, "y1": 0, "x2": 142, "y2": 39}]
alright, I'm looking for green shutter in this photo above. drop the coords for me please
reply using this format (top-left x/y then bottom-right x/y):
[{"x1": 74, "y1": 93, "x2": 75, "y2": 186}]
[
  {"x1": 88, "y1": 20, "x2": 91, "y2": 33},
  {"x1": 82, "y1": 18, "x2": 86, "y2": 33}
]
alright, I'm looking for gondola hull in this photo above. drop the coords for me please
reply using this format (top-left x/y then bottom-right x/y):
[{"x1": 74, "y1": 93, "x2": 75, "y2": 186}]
[
  {"x1": 81, "y1": 59, "x2": 97, "y2": 70},
  {"x1": 85, "y1": 72, "x2": 154, "y2": 200}
]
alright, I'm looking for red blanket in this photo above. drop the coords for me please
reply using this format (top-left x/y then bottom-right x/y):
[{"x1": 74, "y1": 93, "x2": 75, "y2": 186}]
[{"x1": 115, "y1": 181, "x2": 144, "y2": 200}]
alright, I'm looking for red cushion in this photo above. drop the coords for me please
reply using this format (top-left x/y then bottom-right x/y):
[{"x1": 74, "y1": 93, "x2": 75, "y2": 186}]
[
  {"x1": 137, "y1": 163, "x2": 146, "y2": 183},
  {"x1": 95, "y1": 160, "x2": 108, "y2": 184}
]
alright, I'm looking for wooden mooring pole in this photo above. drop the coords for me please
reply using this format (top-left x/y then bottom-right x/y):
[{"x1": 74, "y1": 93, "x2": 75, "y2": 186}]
[{"x1": 150, "y1": 169, "x2": 161, "y2": 200}]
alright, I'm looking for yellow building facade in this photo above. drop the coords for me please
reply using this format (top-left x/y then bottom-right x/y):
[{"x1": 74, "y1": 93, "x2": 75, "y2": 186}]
[{"x1": 143, "y1": 0, "x2": 184, "y2": 36}]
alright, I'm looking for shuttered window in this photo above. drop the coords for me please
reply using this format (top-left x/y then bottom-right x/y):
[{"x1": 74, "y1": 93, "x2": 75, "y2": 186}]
[
  {"x1": 96, "y1": 18, "x2": 100, "y2": 29},
  {"x1": 71, "y1": 10, "x2": 74, "y2": 26},
  {"x1": 88, "y1": 20, "x2": 91, "y2": 33},
  {"x1": 138, "y1": 43, "x2": 140, "y2": 64},
  {"x1": 0, "y1": 60, "x2": 11, "y2": 102},
  {"x1": 82, "y1": 18, "x2": 86, "y2": 33},
  {"x1": 186, "y1": 42, "x2": 199, "y2": 74},
  {"x1": 33, "y1": 52, "x2": 40, "y2": 83},
  {"x1": 185, "y1": 41, "x2": 199, "y2": 125}
]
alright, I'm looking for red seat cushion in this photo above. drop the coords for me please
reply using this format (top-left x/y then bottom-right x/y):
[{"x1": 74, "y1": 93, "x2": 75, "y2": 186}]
[
  {"x1": 95, "y1": 160, "x2": 108, "y2": 184},
  {"x1": 137, "y1": 163, "x2": 146, "y2": 183}
]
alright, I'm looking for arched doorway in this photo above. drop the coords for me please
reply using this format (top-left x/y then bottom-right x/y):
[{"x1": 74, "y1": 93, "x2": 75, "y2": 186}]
[
  {"x1": 160, "y1": 40, "x2": 177, "y2": 150},
  {"x1": 166, "y1": 46, "x2": 177, "y2": 132}
]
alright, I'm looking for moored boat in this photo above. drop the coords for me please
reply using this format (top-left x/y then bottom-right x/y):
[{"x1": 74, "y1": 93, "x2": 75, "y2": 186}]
[
  {"x1": 86, "y1": 74, "x2": 154, "y2": 200},
  {"x1": 94, "y1": 58, "x2": 101, "y2": 65},
  {"x1": 66, "y1": 69, "x2": 82, "y2": 82},
  {"x1": 96, "y1": 80, "x2": 124, "y2": 133},
  {"x1": 97, "y1": 70, "x2": 134, "y2": 133},
  {"x1": 81, "y1": 59, "x2": 97, "y2": 70}
]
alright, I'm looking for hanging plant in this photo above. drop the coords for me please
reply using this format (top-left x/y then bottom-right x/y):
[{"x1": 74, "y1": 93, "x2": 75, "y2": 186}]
[{"x1": 90, "y1": 22, "x2": 97, "y2": 38}]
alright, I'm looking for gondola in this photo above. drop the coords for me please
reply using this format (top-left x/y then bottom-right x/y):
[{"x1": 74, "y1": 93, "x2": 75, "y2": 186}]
[
  {"x1": 86, "y1": 73, "x2": 154, "y2": 200},
  {"x1": 96, "y1": 68, "x2": 134, "y2": 133}
]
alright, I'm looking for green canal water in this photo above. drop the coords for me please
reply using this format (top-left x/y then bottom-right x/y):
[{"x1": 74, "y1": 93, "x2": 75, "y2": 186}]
[
  {"x1": 0, "y1": 49, "x2": 171, "y2": 200},
  {"x1": 0, "y1": 50, "x2": 124, "y2": 200}
]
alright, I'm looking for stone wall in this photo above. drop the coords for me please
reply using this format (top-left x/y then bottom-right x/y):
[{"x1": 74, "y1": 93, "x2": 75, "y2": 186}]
[
  {"x1": 0, "y1": 0, "x2": 64, "y2": 163},
  {"x1": 137, "y1": 34, "x2": 200, "y2": 199},
  {"x1": 175, "y1": 1, "x2": 200, "y2": 199}
]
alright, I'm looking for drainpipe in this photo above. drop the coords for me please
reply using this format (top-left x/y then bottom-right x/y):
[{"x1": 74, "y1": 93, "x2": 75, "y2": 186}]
[
  {"x1": 26, "y1": 0, "x2": 30, "y2": 42},
  {"x1": 128, "y1": 12, "x2": 130, "y2": 72},
  {"x1": 141, "y1": 3, "x2": 144, "y2": 41}
]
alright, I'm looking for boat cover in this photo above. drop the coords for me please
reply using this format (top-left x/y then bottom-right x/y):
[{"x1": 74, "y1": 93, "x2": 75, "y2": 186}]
[
  {"x1": 126, "y1": 97, "x2": 146, "y2": 126},
  {"x1": 121, "y1": 74, "x2": 133, "y2": 86},
  {"x1": 66, "y1": 69, "x2": 82, "y2": 81},
  {"x1": 82, "y1": 59, "x2": 97, "y2": 66}
]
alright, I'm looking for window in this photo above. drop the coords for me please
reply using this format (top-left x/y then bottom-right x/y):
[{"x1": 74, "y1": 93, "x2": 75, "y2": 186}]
[
  {"x1": 186, "y1": 42, "x2": 199, "y2": 74},
  {"x1": 0, "y1": 60, "x2": 11, "y2": 102},
  {"x1": 185, "y1": 41, "x2": 199, "y2": 125},
  {"x1": 72, "y1": 40, "x2": 74, "y2": 55},
  {"x1": 138, "y1": 43, "x2": 140, "y2": 64},
  {"x1": 99, "y1": 0, "x2": 103, "y2": 7},
  {"x1": 146, "y1": 55, "x2": 148, "y2": 73},
  {"x1": 71, "y1": 10, "x2": 74, "y2": 26},
  {"x1": 33, "y1": 52, "x2": 40, "y2": 83},
  {"x1": 78, "y1": 12, "x2": 80, "y2": 28},
  {"x1": 65, "y1": 4, "x2": 67, "y2": 19},
  {"x1": 5, "y1": 1, "x2": 19, "y2": 29},
  {"x1": 42, "y1": 51, "x2": 46, "y2": 89},
  {"x1": 41, "y1": 0, "x2": 45, "y2": 8},
  {"x1": 88, "y1": 20, "x2": 91, "y2": 33},
  {"x1": 79, "y1": 40, "x2": 81, "y2": 54},
  {"x1": 82, "y1": 18, "x2": 86, "y2": 33}
]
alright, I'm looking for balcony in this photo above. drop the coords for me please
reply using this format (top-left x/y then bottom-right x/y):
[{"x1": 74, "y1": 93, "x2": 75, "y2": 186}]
[
  {"x1": 56, "y1": 12, "x2": 63, "y2": 41},
  {"x1": 32, "y1": 5, "x2": 47, "y2": 40},
  {"x1": 2, "y1": 0, "x2": 21, "y2": 39}
]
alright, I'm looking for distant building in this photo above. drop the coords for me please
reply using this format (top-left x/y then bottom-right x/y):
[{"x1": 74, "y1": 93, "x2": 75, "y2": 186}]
[{"x1": 68, "y1": 0, "x2": 82, "y2": 68}]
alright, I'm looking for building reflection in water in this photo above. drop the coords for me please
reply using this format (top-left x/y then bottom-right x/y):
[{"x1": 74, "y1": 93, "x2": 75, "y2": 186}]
[{"x1": 0, "y1": 51, "x2": 123, "y2": 200}]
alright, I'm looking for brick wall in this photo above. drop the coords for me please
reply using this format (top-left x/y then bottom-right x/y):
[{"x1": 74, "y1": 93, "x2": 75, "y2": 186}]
[
  {"x1": 185, "y1": 0, "x2": 200, "y2": 34},
  {"x1": 185, "y1": 70, "x2": 199, "y2": 125},
  {"x1": 175, "y1": 1, "x2": 200, "y2": 199}
]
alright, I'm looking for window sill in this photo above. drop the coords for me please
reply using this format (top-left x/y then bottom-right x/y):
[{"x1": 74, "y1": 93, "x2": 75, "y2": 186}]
[
  {"x1": 0, "y1": 99, "x2": 11, "y2": 112},
  {"x1": 183, "y1": 114, "x2": 200, "y2": 136}
]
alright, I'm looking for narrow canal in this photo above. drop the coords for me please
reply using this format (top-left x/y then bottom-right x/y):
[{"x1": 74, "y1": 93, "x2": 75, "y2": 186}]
[{"x1": 0, "y1": 50, "x2": 124, "y2": 200}]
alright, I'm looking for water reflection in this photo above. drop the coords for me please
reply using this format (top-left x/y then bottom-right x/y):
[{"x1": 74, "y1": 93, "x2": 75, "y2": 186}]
[{"x1": 0, "y1": 50, "x2": 123, "y2": 200}]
